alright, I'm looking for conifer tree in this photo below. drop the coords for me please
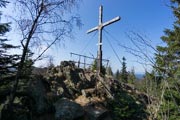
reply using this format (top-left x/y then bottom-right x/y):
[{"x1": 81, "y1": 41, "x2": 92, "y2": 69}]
[
  {"x1": 155, "y1": 0, "x2": 180, "y2": 79},
  {"x1": 0, "y1": 0, "x2": 20, "y2": 115},
  {"x1": 106, "y1": 65, "x2": 113, "y2": 76},
  {"x1": 115, "y1": 69, "x2": 120, "y2": 80},
  {"x1": 128, "y1": 68, "x2": 136, "y2": 84},
  {"x1": 0, "y1": 1, "x2": 20, "y2": 80},
  {"x1": 120, "y1": 57, "x2": 128, "y2": 83},
  {"x1": 155, "y1": 1, "x2": 180, "y2": 119},
  {"x1": 91, "y1": 59, "x2": 106, "y2": 75}
]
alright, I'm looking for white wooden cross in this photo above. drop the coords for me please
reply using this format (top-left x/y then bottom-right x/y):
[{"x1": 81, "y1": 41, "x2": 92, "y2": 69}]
[{"x1": 87, "y1": 5, "x2": 120, "y2": 73}]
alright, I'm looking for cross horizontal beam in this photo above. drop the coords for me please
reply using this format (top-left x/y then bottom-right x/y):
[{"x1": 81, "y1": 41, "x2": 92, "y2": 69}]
[
  {"x1": 86, "y1": 16, "x2": 121, "y2": 34},
  {"x1": 102, "y1": 16, "x2": 120, "y2": 29}
]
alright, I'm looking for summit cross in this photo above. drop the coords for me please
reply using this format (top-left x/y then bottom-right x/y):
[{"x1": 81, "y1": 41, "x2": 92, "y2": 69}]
[{"x1": 87, "y1": 5, "x2": 120, "y2": 74}]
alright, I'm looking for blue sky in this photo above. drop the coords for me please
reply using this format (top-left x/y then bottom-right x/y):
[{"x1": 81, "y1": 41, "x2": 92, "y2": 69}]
[
  {"x1": 3, "y1": 0, "x2": 175, "y2": 74},
  {"x1": 48, "y1": 0, "x2": 174, "y2": 73}
]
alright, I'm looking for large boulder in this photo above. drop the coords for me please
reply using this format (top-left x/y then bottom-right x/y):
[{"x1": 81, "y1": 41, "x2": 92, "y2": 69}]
[
  {"x1": 54, "y1": 98, "x2": 84, "y2": 120},
  {"x1": 27, "y1": 76, "x2": 54, "y2": 115},
  {"x1": 84, "y1": 105, "x2": 111, "y2": 120}
]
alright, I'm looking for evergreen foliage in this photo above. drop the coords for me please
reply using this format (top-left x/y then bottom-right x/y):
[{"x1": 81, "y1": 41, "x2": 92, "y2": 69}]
[
  {"x1": 91, "y1": 59, "x2": 106, "y2": 75},
  {"x1": 154, "y1": 0, "x2": 180, "y2": 119},
  {"x1": 91, "y1": 59, "x2": 97, "y2": 72},
  {"x1": 128, "y1": 68, "x2": 136, "y2": 84},
  {"x1": 157, "y1": 82, "x2": 180, "y2": 120},
  {"x1": 106, "y1": 65, "x2": 113, "y2": 76},
  {"x1": 155, "y1": 0, "x2": 180, "y2": 78},
  {"x1": 108, "y1": 90, "x2": 147, "y2": 120},
  {"x1": 0, "y1": 1, "x2": 21, "y2": 119},
  {"x1": 120, "y1": 57, "x2": 128, "y2": 83},
  {"x1": 0, "y1": 1, "x2": 20, "y2": 79},
  {"x1": 114, "y1": 69, "x2": 120, "y2": 80}
]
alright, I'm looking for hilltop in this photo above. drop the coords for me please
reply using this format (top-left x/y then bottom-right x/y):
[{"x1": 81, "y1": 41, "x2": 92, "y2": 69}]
[{"x1": 1, "y1": 61, "x2": 154, "y2": 120}]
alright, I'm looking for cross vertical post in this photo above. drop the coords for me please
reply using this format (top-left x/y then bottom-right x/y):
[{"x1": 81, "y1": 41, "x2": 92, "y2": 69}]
[
  {"x1": 98, "y1": 5, "x2": 103, "y2": 74},
  {"x1": 87, "y1": 5, "x2": 120, "y2": 74}
]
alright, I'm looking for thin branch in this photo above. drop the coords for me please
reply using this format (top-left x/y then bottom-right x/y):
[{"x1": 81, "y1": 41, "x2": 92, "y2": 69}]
[{"x1": 33, "y1": 32, "x2": 64, "y2": 63}]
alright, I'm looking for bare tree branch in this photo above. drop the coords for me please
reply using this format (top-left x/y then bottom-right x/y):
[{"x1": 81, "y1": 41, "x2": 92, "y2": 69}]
[{"x1": 8, "y1": 0, "x2": 81, "y2": 105}]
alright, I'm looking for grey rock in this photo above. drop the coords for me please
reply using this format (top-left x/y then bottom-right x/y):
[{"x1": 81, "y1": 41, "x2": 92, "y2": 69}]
[
  {"x1": 54, "y1": 98, "x2": 84, "y2": 120},
  {"x1": 84, "y1": 105, "x2": 111, "y2": 120},
  {"x1": 28, "y1": 77, "x2": 53, "y2": 115}
]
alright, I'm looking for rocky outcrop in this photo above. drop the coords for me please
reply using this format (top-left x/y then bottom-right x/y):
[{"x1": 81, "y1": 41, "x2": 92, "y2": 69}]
[
  {"x1": 44, "y1": 61, "x2": 116, "y2": 120},
  {"x1": 0, "y1": 61, "x2": 150, "y2": 120},
  {"x1": 46, "y1": 61, "x2": 103, "y2": 100}
]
